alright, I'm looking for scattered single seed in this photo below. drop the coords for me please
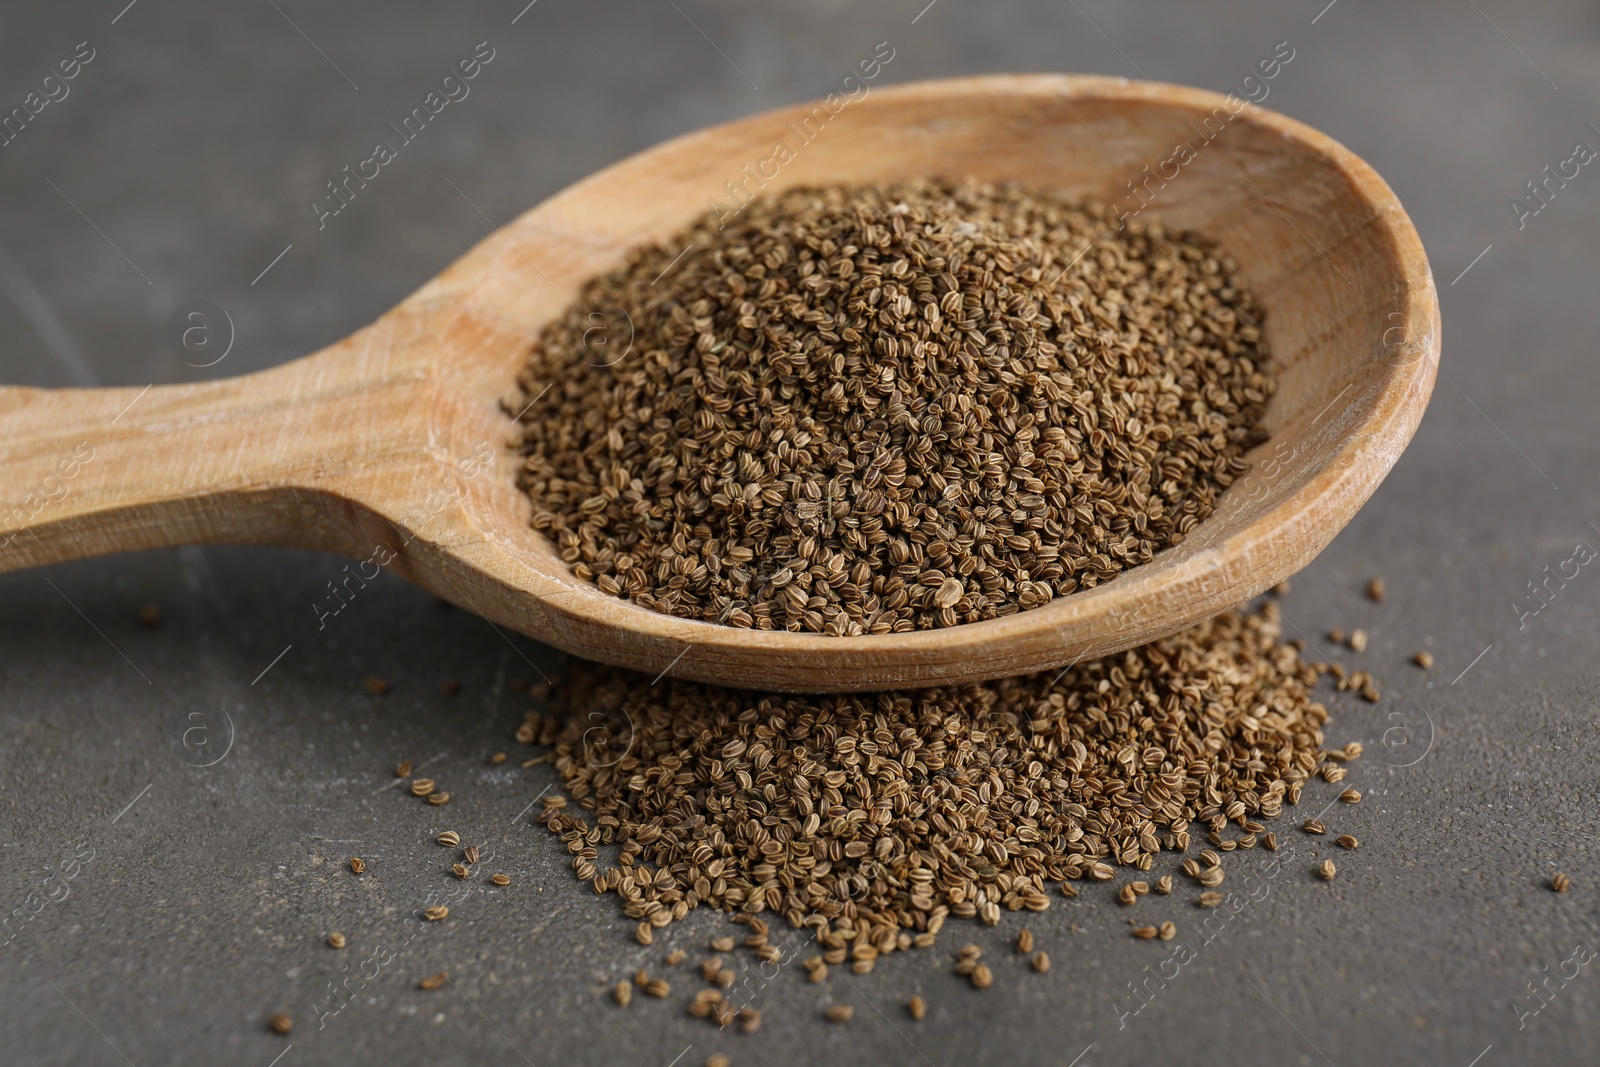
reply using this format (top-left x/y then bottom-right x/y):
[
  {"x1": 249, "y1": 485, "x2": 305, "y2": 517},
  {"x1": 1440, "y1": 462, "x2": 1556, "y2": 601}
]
[
  {"x1": 1303, "y1": 820, "x2": 1326, "y2": 835},
  {"x1": 1328, "y1": 628, "x2": 1345, "y2": 644},
  {"x1": 707, "y1": 1054, "x2": 731, "y2": 1067},
  {"x1": 1197, "y1": 867, "x2": 1225, "y2": 888},
  {"x1": 1198, "y1": 892, "x2": 1224, "y2": 908},
  {"x1": 908, "y1": 994, "x2": 927, "y2": 1020},
  {"x1": 1117, "y1": 884, "x2": 1138, "y2": 905},
  {"x1": 1552, "y1": 873, "x2": 1572, "y2": 893},
  {"x1": 1155, "y1": 876, "x2": 1173, "y2": 894},
  {"x1": 710, "y1": 936, "x2": 736, "y2": 952},
  {"x1": 971, "y1": 963, "x2": 993, "y2": 989},
  {"x1": 410, "y1": 778, "x2": 436, "y2": 797},
  {"x1": 644, "y1": 978, "x2": 671, "y2": 998},
  {"x1": 1158, "y1": 922, "x2": 1176, "y2": 941},
  {"x1": 636, "y1": 923, "x2": 653, "y2": 946},
  {"x1": 1349, "y1": 629, "x2": 1368, "y2": 653},
  {"x1": 1340, "y1": 788, "x2": 1362, "y2": 804},
  {"x1": 1336, "y1": 835, "x2": 1359, "y2": 850},
  {"x1": 419, "y1": 971, "x2": 448, "y2": 991},
  {"x1": 1318, "y1": 860, "x2": 1337, "y2": 880},
  {"x1": 1264, "y1": 832, "x2": 1279, "y2": 851},
  {"x1": 395, "y1": 760, "x2": 412, "y2": 777},
  {"x1": 1032, "y1": 951, "x2": 1051, "y2": 974},
  {"x1": 349, "y1": 857, "x2": 366, "y2": 875},
  {"x1": 824, "y1": 1005, "x2": 854, "y2": 1023},
  {"x1": 737, "y1": 1007, "x2": 761, "y2": 1033},
  {"x1": 366, "y1": 677, "x2": 390, "y2": 695},
  {"x1": 464, "y1": 845, "x2": 481, "y2": 864},
  {"x1": 1360, "y1": 684, "x2": 1380, "y2": 704},
  {"x1": 1132, "y1": 925, "x2": 1159, "y2": 939},
  {"x1": 614, "y1": 980, "x2": 633, "y2": 1006},
  {"x1": 437, "y1": 831, "x2": 461, "y2": 848},
  {"x1": 268, "y1": 1013, "x2": 293, "y2": 1035},
  {"x1": 452, "y1": 863, "x2": 470, "y2": 879},
  {"x1": 490, "y1": 873, "x2": 510, "y2": 887},
  {"x1": 665, "y1": 949, "x2": 686, "y2": 966},
  {"x1": 1200, "y1": 849, "x2": 1221, "y2": 868},
  {"x1": 424, "y1": 906, "x2": 448, "y2": 921},
  {"x1": 1016, "y1": 929, "x2": 1034, "y2": 954},
  {"x1": 1367, "y1": 578, "x2": 1385, "y2": 602},
  {"x1": 489, "y1": 751, "x2": 508, "y2": 765},
  {"x1": 808, "y1": 962, "x2": 828, "y2": 983},
  {"x1": 426, "y1": 791, "x2": 450, "y2": 805},
  {"x1": 327, "y1": 932, "x2": 346, "y2": 950},
  {"x1": 1412, "y1": 651, "x2": 1434, "y2": 670},
  {"x1": 634, "y1": 969, "x2": 649, "y2": 987}
]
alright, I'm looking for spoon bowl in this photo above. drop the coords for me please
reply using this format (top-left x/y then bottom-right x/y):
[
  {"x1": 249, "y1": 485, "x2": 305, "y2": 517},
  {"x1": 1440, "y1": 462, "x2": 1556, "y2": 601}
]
[{"x1": 0, "y1": 75, "x2": 1439, "y2": 692}]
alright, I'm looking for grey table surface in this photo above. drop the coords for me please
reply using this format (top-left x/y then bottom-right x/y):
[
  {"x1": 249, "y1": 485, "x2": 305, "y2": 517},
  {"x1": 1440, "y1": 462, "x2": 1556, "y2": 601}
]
[{"x1": 1, "y1": 1, "x2": 1597, "y2": 1064}]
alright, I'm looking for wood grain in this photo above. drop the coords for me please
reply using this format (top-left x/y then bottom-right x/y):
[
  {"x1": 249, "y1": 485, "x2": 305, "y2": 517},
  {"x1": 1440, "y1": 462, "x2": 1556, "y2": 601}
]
[{"x1": 0, "y1": 75, "x2": 1439, "y2": 692}]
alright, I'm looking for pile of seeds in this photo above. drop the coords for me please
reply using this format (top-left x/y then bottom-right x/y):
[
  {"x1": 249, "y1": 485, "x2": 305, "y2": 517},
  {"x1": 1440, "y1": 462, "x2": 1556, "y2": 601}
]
[
  {"x1": 530, "y1": 600, "x2": 1333, "y2": 956},
  {"x1": 513, "y1": 178, "x2": 1274, "y2": 633}
]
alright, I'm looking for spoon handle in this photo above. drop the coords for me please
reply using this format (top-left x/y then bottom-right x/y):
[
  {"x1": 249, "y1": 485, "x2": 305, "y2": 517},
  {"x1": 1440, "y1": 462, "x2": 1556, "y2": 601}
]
[{"x1": 0, "y1": 363, "x2": 354, "y2": 572}]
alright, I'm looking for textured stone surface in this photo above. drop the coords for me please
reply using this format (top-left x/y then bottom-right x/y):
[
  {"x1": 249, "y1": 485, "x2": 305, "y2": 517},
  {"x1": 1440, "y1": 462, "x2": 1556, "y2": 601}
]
[{"x1": 1, "y1": 1, "x2": 1596, "y2": 1064}]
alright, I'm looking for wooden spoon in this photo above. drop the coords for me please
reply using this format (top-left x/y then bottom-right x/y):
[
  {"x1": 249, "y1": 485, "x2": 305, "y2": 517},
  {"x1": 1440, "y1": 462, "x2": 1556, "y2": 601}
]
[{"x1": 0, "y1": 75, "x2": 1438, "y2": 693}]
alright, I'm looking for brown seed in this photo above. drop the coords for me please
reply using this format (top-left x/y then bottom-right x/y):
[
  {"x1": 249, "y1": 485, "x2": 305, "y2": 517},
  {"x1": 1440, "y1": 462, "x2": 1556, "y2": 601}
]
[
  {"x1": 1198, "y1": 891, "x2": 1224, "y2": 908},
  {"x1": 1132, "y1": 925, "x2": 1159, "y2": 940},
  {"x1": 426, "y1": 791, "x2": 450, "y2": 805},
  {"x1": 437, "y1": 831, "x2": 461, "y2": 847},
  {"x1": 268, "y1": 1013, "x2": 293, "y2": 1035},
  {"x1": 665, "y1": 949, "x2": 686, "y2": 966},
  {"x1": 1328, "y1": 628, "x2": 1345, "y2": 644},
  {"x1": 1264, "y1": 832, "x2": 1279, "y2": 851},
  {"x1": 1197, "y1": 866, "x2": 1225, "y2": 888},
  {"x1": 395, "y1": 760, "x2": 413, "y2": 777},
  {"x1": 1318, "y1": 859, "x2": 1337, "y2": 880},
  {"x1": 1117, "y1": 884, "x2": 1138, "y2": 905},
  {"x1": 737, "y1": 1007, "x2": 762, "y2": 1033},
  {"x1": 1031, "y1": 951, "x2": 1051, "y2": 974},
  {"x1": 1016, "y1": 929, "x2": 1034, "y2": 954},
  {"x1": 1322, "y1": 764, "x2": 1347, "y2": 783},
  {"x1": 1200, "y1": 849, "x2": 1221, "y2": 868},
  {"x1": 452, "y1": 863, "x2": 470, "y2": 879},
  {"x1": 970, "y1": 963, "x2": 993, "y2": 989},
  {"x1": 808, "y1": 962, "x2": 828, "y2": 983},
  {"x1": 1340, "y1": 788, "x2": 1362, "y2": 804},
  {"x1": 633, "y1": 969, "x2": 649, "y2": 987},
  {"x1": 1336, "y1": 835, "x2": 1359, "y2": 850},
  {"x1": 1551, "y1": 873, "x2": 1572, "y2": 892},
  {"x1": 644, "y1": 978, "x2": 671, "y2": 998},
  {"x1": 614, "y1": 980, "x2": 633, "y2": 1006},
  {"x1": 490, "y1": 873, "x2": 510, "y2": 887},
  {"x1": 327, "y1": 932, "x2": 346, "y2": 950},
  {"x1": 907, "y1": 994, "x2": 927, "y2": 1020},
  {"x1": 1158, "y1": 922, "x2": 1176, "y2": 941},
  {"x1": 706, "y1": 1056, "x2": 730, "y2": 1067},
  {"x1": 824, "y1": 1004, "x2": 854, "y2": 1023},
  {"x1": 489, "y1": 751, "x2": 508, "y2": 765},
  {"x1": 419, "y1": 971, "x2": 448, "y2": 991},
  {"x1": 366, "y1": 677, "x2": 390, "y2": 695},
  {"x1": 1303, "y1": 819, "x2": 1327, "y2": 835},
  {"x1": 1155, "y1": 875, "x2": 1173, "y2": 894},
  {"x1": 635, "y1": 923, "x2": 654, "y2": 946},
  {"x1": 516, "y1": 179, "x2": 1274, "y2": 637},
  {"x1": 1367, "y1": 578, "x2": 1385, "y2": 602},
  {"x1": 710, "y1": 936, "x2": 735, "y2": 952},
  {"x1": 1349, "y1": 629, "x2": 1368, "y2": 653},
  {"x1": 410, "y1": 778, "x2": 435, "y2": 797},
  {"x1": 1412, "y1": 651, "x2": 1434, "y2": 670},
  {"x1": 463, "y1": 845, "x2": 481, "y2": 864},
  {"x1": 349, "y1": 857, "x2": 366, "y2": 875},
  {"x1": 423, "y1": 906, "x2": 448, "y2": 921}
]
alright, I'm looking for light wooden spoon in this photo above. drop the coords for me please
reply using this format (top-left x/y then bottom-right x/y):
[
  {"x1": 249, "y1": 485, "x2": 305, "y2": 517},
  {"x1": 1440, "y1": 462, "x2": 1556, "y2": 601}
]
[{"x1": 0, "y1": 75, "x2": 1438, "y2": 693}]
